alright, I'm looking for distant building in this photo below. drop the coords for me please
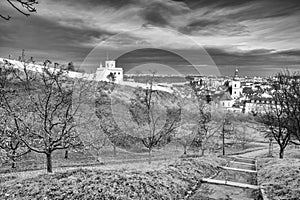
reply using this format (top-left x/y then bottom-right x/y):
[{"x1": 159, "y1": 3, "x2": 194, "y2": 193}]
[
  {"x1": 212, "y1": 92, "x2": 235, "y2": 110},
  {"x1": 95, "y1": 60, "x2": 123, "y2": 83},
  {"x1": 244, "y1": 97, "x2": 275, "y2": 114},
  {"x1": 231, "y1": 68, "x2": 242, "y2": 99}
]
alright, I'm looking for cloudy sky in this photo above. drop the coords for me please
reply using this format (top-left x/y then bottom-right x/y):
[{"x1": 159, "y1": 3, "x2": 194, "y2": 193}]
[{"x1": 0, "y1": 0, "x2": 299, "y2": 76}]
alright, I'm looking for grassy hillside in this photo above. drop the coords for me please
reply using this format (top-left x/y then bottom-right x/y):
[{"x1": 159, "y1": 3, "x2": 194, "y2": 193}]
[
  {"x1": 0, "y1": 157, "x2": 226, "y2": 200},
  {"x1": 258, "y1": 149, "x2": 300, "y2": 200}
]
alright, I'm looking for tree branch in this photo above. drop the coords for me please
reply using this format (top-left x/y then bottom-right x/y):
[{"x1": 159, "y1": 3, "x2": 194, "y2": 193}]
[
  {"x1": 7, "y1": 0, "x2": 30, "y2": 17},
  {"x1": 0, "y1": 14, "x2": 11, "y2": 20},
  {"x1": 1, "y1": 0, "x2": 38, "y2": 20}
]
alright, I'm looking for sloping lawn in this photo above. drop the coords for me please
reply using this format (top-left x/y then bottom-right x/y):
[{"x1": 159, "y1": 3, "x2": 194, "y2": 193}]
[
  {"x1": 0, "y1": 157, "x2": 225, "y2": 200},
  {"x1": 258, "y1": 157, "x2": 300, "y2": 200}
]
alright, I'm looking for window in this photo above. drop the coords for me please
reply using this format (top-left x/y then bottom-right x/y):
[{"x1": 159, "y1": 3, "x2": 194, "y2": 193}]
[
  {"x1": 118, "y1": 72, "x2": 120, "y2": 75},
  {"x1": 234, "y1": 84, "x2": 237, "y2": 87}
]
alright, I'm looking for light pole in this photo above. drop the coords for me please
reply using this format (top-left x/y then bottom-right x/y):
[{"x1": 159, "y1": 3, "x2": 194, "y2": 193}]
[
  {"x1": 222, "y1": 112, "x2": 229, "y2": 156},
  {"x1": 222, "y1": 111, "x2": 233, "y2": 156},
  {"x1": 222, "y1": 118, "x2": 226, "y2": 156},
  {"x1": 268, "y1": 137, "x2": 273, "y2": 157}
]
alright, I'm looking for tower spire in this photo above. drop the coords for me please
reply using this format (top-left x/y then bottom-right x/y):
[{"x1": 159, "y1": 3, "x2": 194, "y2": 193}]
[{"x1": 234, "y1": 67, "x2": 239, "y2": 80}]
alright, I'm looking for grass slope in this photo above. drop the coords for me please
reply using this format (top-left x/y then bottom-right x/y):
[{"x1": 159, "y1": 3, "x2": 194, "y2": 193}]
[
  {"x1": 258, "y1": 151, "x2": 300, "y2": 200},
  {"x1": 0, "y1": 157, "x2": 225, "y2": 200}
]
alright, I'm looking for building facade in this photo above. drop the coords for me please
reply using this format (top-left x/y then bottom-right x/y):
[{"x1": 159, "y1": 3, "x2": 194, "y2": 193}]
[
  {"x1": 244, "y1": 98, "x2": 275, "y2": 114},
  {"x1": 95, "y1": 60, "x2": 123, "y2": 83}
]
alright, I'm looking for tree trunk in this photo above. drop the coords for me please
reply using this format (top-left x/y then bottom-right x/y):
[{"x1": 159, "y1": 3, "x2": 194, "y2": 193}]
[
  {"x1": 113, "y1": 144, "x2": 116, "y2": 157},
  {"x1": 183, "y1": 145, "x2": 187, "y2": 155},
  {"x1": 96, "y1": 151, "x2": 101, "y2": 163},
  {"x1": 11, "y1": 160, "x2": 16, "y2": 169},
  {"x1": 46, "y1": 152, "x2": 53, "y2": 173},
  {"x1": 242, "y1": 142, "x2": 245, "y2": 150},
  {"x1": 64, "y1": 150, "x2": 69, "y2": 159},
  {"x1": 148, "y1": 148, "x2": 152, "y2": 164},
  {"x1": 11, "y1": 150, "x2": 16, "y2": 169},
  {"x1": 201, "y1": 148, "x2": 205, "y2": 156},
  {"x1": 268, "y1": 139, "x2": 273, "y2": 156},
  {"x1": 279, "y1": 146, "x2": 284, "y2": 159}
]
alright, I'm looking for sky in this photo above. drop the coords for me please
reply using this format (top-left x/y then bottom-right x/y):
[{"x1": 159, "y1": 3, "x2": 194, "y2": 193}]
[{"x1": 0, "y1": 0, "x2": 299, "y2": 76}]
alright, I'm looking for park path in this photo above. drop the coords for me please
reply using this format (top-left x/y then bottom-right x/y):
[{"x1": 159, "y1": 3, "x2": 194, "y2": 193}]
[
  {"x1": 187, "y1": 155, "x2": 261, "y2": 200},
  {"x1": 186, "y1": 145, "x2": 275, "y2": 200}
]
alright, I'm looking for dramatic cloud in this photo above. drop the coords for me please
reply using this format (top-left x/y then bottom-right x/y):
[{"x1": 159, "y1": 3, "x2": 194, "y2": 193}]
[
  {"x1": 0, "y1": 0, "x2": 299, "y2": 75},
  {"x1": 50, "y1": 0, "x2": 138, "y2": 9},
  {"x1": 180, "y1": 19, "x2": 249, "y2": 36},
  {"x1": 140, "y1": 0, "x2": 189, "y2": 27}
]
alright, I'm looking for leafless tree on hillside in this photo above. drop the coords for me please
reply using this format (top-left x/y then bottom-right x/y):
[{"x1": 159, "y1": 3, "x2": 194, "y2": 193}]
[
  {"x1": 190, "y1": 101, "x2": 223, "y2": 156},
  {"x1": 78, "y1": 114, "x2": 110, "y2": 163},
  {"x1": 116, "y1": 76, "x2": 181, "y2": 164},
  {"x1": 258, "y1": 83, "x2": 291, "y2": 159},
  {"x1": 276, "y1": 71, "x2": 300, "y2": 145},
  {"x1": 175, "y1": 125, "x2": 196, "y2": 155},
  {"x1": 130, "y1": 85, "x2": 181, "y2": 163},
  {"x1": 0, "y1": 60, "x2": 88, "y2": 172},
  {"x1": 0, "y1": 64, "x2": 31, "y2": 168}
]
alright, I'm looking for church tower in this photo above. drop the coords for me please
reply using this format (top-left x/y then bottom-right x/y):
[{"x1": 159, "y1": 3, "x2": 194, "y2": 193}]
[
  {"x1": 234, "y1": 67, "x2": 239, "y2": 80},
  {"x1": 231, "y1": 67, "x2": 242, "y2": 99}
]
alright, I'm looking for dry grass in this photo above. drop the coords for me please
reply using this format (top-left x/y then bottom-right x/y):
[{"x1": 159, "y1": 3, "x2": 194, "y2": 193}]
[
  {"x1": 0, "y1": 157, "x2": 226, "y2": 200},
  {"x1": 258, "y1": 149, "x2": 300, "y2": 200}
]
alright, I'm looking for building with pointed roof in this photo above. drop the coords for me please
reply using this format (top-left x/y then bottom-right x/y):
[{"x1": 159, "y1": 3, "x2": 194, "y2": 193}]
[{"x1": 231, "y1": 67, "x2": 242, "y2": 99}]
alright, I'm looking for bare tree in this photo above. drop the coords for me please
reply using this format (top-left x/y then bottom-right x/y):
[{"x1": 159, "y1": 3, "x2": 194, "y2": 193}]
[
  {"x1": 232, "y1": 122, "x2": 254, "y2": 150},
  {"x1": 258, "y1": 71, "x2": 300, "y2": 158},
  {"x1": 1, "y1": 0, "x2": 38, "y2": 20},
  {"x1": 0, "y1": 64, "x2": 30, "y2": 168},
  {"x1": 277, "y1": 71, "x2": 300, "y2": 145},
  {"x1": 182, "y1": 98, "x2": 223, "y2": 156},
  {"x1": 0, "y1": 109, "x2": 29, "y2": 168},
  {"x1": 175, "y1": 124, "x2": 196, "y2": 155},
  {"x1": 112, "y1": 75, "x2": 181, "y2": 164},
  {"x1": 0, "y1": 60, "x2": 83, "y2": 172},
  {"x1": 127, "y1": 83, "x2": 181, "y2": 163},
  {"x1": 258, "y1": 91, "x2": 290, "y2": 159},
  {"x1": 173, "y1": 84, "x2": 198, "y2": 155},
  {"x1": 78, "y1": 114, "x2": 110, "y2": 163}
]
